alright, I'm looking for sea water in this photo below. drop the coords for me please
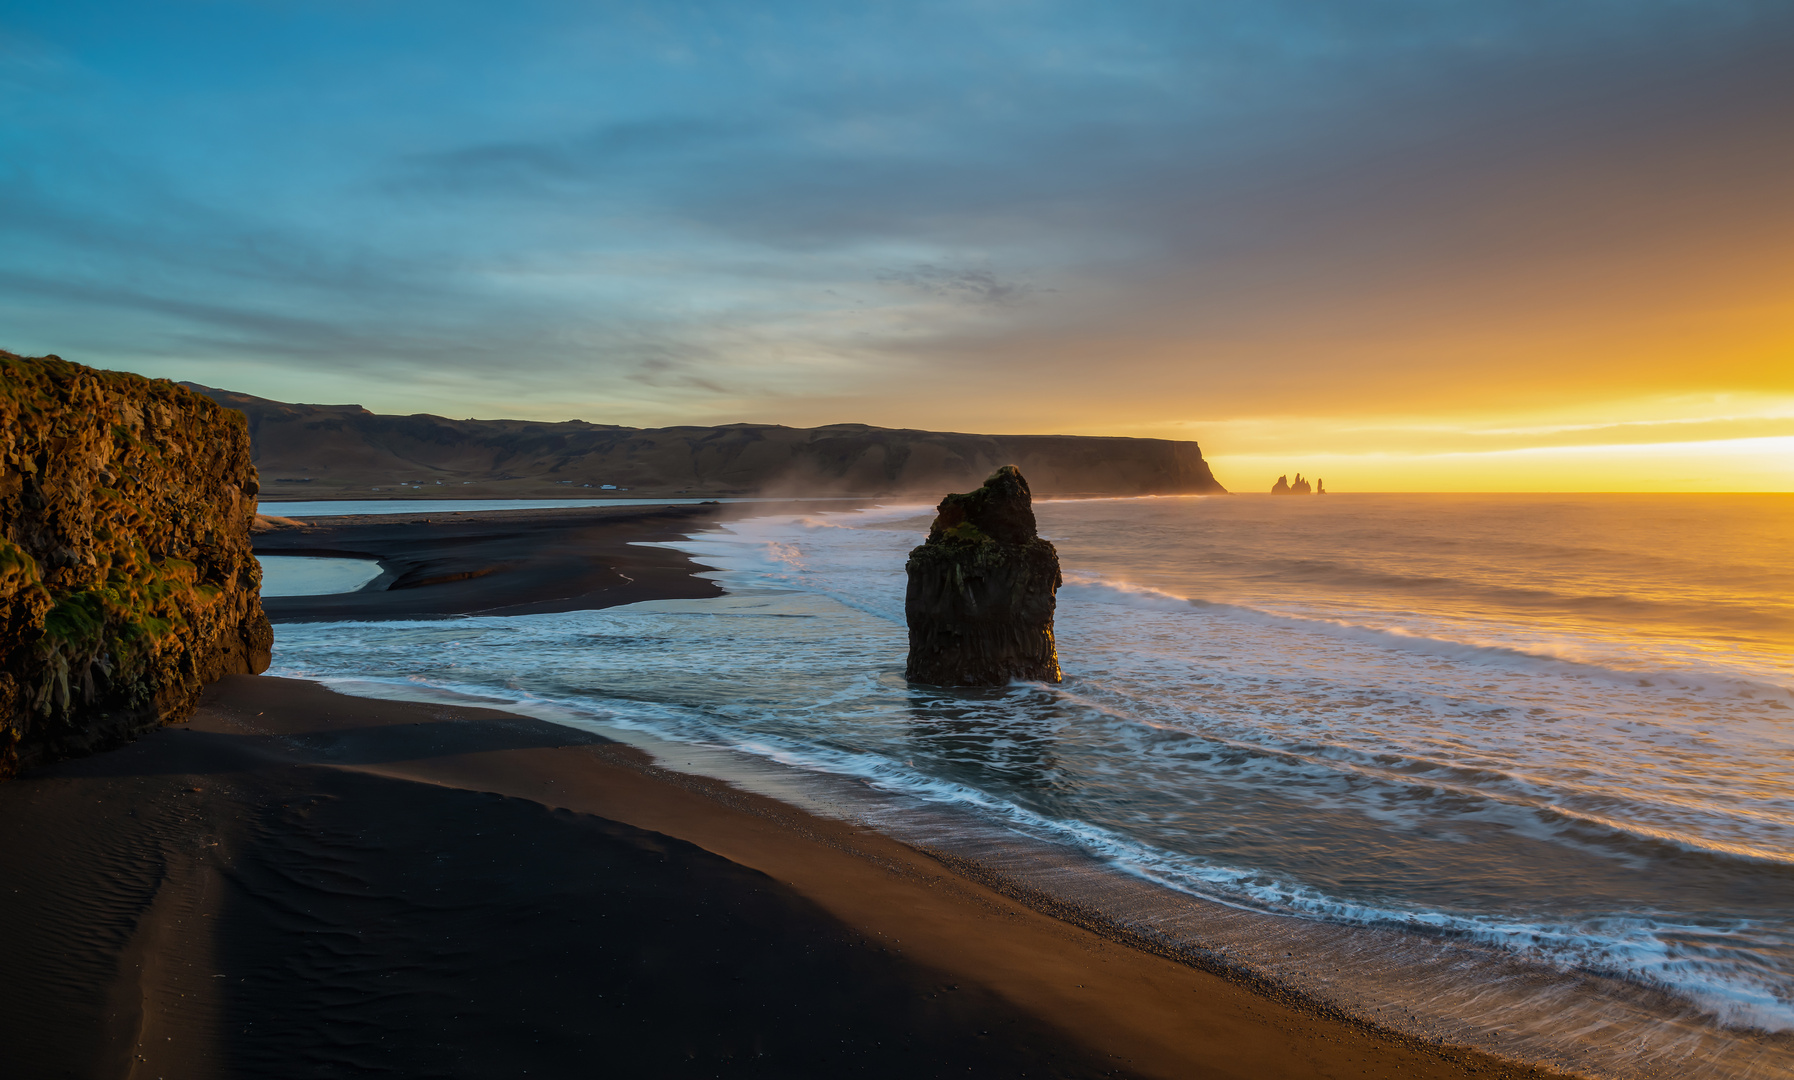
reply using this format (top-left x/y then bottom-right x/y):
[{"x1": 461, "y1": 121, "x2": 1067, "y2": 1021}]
[
  {"x1": 269, "y1": 493, "x2": 1794, "y2": 1078},
  {"x1": 258, "y1": 555, "x2": 383, "y2": 596}
]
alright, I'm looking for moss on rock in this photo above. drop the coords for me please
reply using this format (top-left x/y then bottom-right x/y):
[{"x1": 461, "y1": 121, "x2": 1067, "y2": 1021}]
[{"x1": 0, "y1": 351, "x2": 272, "y2": 777}]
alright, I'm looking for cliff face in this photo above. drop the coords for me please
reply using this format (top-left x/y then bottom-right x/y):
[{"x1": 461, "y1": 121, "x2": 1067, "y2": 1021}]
[
  {"x1": 905, "y1": 466, "x2": 1062, "y2": 686},
  {"x1": 184, "y1": 385, "x2": 1228, "y2": 501},
  {"x1": 0, "y1": 352, "x2": 272, "y2": 778}
]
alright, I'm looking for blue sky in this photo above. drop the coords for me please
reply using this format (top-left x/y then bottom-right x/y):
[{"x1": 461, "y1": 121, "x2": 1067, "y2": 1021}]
[{"x1": 2, "y1": 1, "x2": 1790, "y2": 487}]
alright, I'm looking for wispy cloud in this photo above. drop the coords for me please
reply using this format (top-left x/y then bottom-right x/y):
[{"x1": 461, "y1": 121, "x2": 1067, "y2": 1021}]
[
  {"x1": 878, "y1": 265, "x2": 1041, "y2": 307},
  {"x1": 1, "y1": 0, "x2": 1790, "y2": 487}
]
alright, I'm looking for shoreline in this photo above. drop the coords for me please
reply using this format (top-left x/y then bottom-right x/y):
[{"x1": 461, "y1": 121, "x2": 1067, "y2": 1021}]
[
  {"x1": 252, "y1": 502, "x2": 733, "y2": 621},
  {"x1": 0, "y1": 673, "x2": 1571, "y2": 1079},
  {"x1": 4, "y1": 503, "x2": 1616, "y2": 1077}
]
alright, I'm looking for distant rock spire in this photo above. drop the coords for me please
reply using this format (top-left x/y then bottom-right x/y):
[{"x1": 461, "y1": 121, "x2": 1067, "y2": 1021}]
[{"x1": 1273, "y1": 472, "x2": 1321, "y2": 495}]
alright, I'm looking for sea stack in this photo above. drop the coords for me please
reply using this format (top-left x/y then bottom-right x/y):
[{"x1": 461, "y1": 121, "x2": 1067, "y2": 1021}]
[
  {"x1": 0, "y1": 351, "x2": 272, "y2": 778},
  {"x1": 904, "y1": 465, "x2": 1062, "y2": 686}
]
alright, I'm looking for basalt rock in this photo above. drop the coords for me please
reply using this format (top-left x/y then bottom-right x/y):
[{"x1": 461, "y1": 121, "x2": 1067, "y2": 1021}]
[
  {"x1": 1271, "y1": 473, "x2": 1314, "y2": 495},
  {"x1": 0, "y1": 351, "x2": 272, "y2": 779},
  {"x1": 904, "y1": 466, "x2": 1062, "y2": 686}
]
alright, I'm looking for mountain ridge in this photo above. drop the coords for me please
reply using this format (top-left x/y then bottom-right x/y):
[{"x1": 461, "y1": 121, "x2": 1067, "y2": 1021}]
[{"x1": 184, "y1": 384, "x2": 1228, "y2": 500}]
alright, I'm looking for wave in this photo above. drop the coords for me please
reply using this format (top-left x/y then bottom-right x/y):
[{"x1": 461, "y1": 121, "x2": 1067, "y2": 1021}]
[
  {"x1": 1060, "y1": 574, "x2": 1794, "y2": 703},
  {"x1": 1041, "y1": 677, "x2": 1794, "y2": 870},
  {"x1": 1177, "y1": 551, "x2": 1794, "y2": 631},
  {"x1": 666, "y1": 509, "x2": 1794, "y2": 699},
  {"x1": 655, "y1": 516, "x2": 1794, "y2": 863}
]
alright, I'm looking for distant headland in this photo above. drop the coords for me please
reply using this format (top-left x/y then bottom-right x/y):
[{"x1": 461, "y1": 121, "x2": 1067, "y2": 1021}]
[{"x1": 184, "y1": 384, "x2": 1228, "y2": 500}]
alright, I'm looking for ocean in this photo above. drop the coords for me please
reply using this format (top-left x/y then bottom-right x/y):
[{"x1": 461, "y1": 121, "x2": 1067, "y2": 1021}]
[{"x1": 269, "y1": 493, "x2": 1794, "y2": 1078}]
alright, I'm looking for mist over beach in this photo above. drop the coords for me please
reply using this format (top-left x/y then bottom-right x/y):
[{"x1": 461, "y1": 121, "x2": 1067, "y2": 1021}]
[{"x1": 2, "y1": 2, "x2": 1791, "y2": 1078}]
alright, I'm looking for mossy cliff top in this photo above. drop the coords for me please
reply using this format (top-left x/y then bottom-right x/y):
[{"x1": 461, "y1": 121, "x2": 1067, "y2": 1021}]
[
  {"x1": 0, "y1": 351, "x2": 272, "y2": 777},
  {"x1": 922, "y1": 465, "x2": 1041, "y2": 548}
]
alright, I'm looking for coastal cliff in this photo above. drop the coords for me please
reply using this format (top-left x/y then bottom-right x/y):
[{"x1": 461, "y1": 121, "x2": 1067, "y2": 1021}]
[
  {"x1": 185, "y1": 385, "x2": 1228, "y2": 500},
  {"x1": 905, "y1": 466, "x2": 1062, "y2": 686},
  {"x1": 0, "y1": 352, "x2": 272, "y2": 778}
]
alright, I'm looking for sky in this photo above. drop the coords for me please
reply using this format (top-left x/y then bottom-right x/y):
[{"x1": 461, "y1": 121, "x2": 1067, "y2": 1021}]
[{"x1": 2, "y1": 0, "x2": 1790, "y2": 491}]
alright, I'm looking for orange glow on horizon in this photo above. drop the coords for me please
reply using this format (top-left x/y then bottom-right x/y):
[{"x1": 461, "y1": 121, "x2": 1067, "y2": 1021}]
[
  {"x1": 1122, "y1": 395, "x2": 1794, "y2": 492},
  {"x1": 1206, "y1": 436, "x2": 1794, "y2": 493}
]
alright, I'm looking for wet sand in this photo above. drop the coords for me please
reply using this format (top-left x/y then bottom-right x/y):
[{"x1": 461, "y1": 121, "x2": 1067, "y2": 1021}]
[{"x1": 0, "y1": 675, "x2": 1572, "y2": 1079}]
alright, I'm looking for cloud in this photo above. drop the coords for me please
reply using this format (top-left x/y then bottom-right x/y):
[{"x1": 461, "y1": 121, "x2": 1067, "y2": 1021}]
[
  {"x1": 877, "y1": 265, "x2": 1040, "y2": 308},
  {"x1": 1, "y1": 0, "x2": 1789, "y2": 469},
  {"x1": 392, "y1": 118, "x2": 746, "y2": 197}
]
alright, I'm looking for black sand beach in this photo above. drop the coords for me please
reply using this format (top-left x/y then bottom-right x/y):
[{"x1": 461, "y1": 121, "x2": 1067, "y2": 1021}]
[
  {"x1": 0, "y1": 676, "x2": 1576, "y2": 1080},
  {"x1": 0, "y1": 677, "x2": 1150, "y2": 1079},
  {"x1": 0, "y1": 508, "x2": 1577, "y2": 1079}
]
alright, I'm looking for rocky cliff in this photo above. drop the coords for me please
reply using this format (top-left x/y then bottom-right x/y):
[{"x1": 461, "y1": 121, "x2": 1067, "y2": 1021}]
[
  {"x1": 905, "y1": 466, "x2": 1062, "y2": 686},
  {"x1": 1, "y1": 352, "x2": 272, "y2": 778},
  {"x1": 184, "y1": 385, "x2": 1228, "y2": 501}
]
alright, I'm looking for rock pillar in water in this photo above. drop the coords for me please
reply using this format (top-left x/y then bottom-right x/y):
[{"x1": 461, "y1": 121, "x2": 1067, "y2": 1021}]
[{"x1": 904, "y1": 465, "x2": 1062, "y2": 685}]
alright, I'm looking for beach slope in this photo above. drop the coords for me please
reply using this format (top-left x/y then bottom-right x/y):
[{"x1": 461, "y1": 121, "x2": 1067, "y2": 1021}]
[{"x1": 0, "y1": 675, "x2": 1568, "y2": 1080}]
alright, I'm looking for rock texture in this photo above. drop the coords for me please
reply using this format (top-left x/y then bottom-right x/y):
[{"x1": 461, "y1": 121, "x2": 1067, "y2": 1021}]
[
  {"x1": 0, "y1": 351, "x2": 271, "y2": 778},
  {"x1": 1271, "y1": 473, "x2": 1314, "y2": 495},
  {"x1": 905, "y1": 466, "x2": 1062, "y2": 686},
  {"x1": 185, "y1": 384, "x2": 1228, "y2": 501}
]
